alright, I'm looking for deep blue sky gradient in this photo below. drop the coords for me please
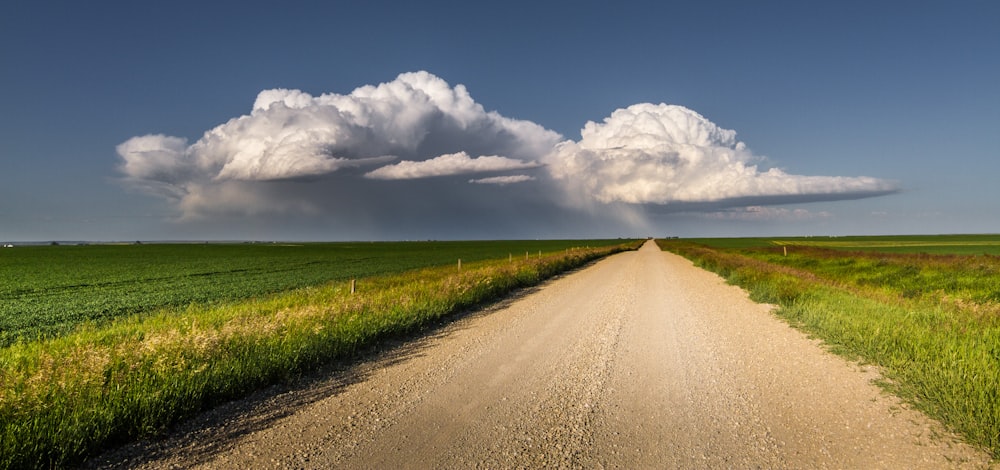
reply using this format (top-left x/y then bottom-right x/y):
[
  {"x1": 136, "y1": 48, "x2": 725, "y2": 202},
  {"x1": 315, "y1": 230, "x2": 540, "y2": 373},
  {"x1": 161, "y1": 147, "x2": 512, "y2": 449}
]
[{"x1": 2, "y1": 0, "x2": 998, "y2": 240}]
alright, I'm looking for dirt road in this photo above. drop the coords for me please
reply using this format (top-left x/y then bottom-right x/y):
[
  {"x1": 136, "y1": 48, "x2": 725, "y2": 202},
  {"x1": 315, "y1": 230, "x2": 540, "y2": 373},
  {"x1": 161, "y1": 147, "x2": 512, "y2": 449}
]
[{"x1": 94, "y1": 240, "x2": 992, "y2": 468}]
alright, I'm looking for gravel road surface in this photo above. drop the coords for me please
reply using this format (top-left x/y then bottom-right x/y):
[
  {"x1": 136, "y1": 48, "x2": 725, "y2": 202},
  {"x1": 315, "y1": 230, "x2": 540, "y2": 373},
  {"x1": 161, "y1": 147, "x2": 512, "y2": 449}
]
[{"x1": 91, "y1": 240, "x2": 993, "y2": 468}]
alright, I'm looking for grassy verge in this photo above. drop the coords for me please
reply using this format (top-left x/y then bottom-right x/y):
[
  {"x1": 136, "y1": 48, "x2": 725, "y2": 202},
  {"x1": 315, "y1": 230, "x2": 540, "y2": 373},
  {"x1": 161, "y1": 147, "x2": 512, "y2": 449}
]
[
  {"x1": 1, "y1": 240, "x2": 631, "y2": 347},
  {"x1": 0, "y1": 242, "x2": 637, "y2": 469},
  {"x1": 657, "y1": 239, "x2": 1000, "y2": 459}
]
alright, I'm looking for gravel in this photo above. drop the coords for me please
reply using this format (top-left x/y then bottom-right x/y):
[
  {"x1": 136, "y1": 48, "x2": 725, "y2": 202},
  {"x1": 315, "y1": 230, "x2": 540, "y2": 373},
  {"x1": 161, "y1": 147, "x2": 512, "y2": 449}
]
[{"x1": 88, "y1": 240, "x2": 994, "y2": 469}]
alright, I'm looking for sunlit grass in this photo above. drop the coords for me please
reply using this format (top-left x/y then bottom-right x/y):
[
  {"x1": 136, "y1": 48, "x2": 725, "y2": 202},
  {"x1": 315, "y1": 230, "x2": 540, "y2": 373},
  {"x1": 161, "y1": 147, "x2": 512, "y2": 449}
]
[
  {"x1": 0, "y1": 240, "x2": 630, "y2": 347},
  {"x1": 687, "y1": 233, "x2": 1000, "y2": 255},
  {"x1": 0, "y1": 242, "x2": 637, "y2": 469},
  {"x1": 658, "y1": 239, "x2": 1000, "y2": 460}
]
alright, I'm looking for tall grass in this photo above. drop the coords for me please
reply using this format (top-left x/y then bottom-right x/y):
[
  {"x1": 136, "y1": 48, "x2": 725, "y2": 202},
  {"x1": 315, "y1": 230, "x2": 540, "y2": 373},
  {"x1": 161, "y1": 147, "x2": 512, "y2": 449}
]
[
  {"x1": 0, "y1": 243, "x2": 636, "y2": 469},
  {"x1": 658, "y1": 239, "x2": 1000, "y2": 459}
]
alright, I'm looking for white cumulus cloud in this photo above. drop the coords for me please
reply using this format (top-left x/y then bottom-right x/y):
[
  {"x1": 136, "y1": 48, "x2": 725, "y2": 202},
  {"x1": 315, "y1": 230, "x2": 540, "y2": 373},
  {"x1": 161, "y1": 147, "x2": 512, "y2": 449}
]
[
  {"x1": 365, "y1": 152, "x2": 541, "y2": 180},
  {"x1": 115, "y1": 72, "x2": 898, "y2": 237},
  {"x1": 544, "y1": 103, "x2": 898, "y2": 207},
  {"x1": 117, "y1": 71, "x2": 561, "y2": 217},
  {"x1": 469, "y1": 175, "x2": 536, "y2": 185}
]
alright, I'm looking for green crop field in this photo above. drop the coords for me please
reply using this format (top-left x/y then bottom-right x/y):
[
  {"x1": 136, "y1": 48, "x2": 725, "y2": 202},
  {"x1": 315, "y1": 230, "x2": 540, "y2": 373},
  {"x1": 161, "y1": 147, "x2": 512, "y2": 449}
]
[
  {"x1": 0, "y1": 239, "x2": 638, "y2": 469},
  {"x1": 658, "y1": 236, "x2": 1000, "y2": 460},
  {"x1": 685, "y1": 233, "x2": 1000, "y2": 255},
  {"x1": 0, "y1": 240, "x2": 625, "y2": 347}
]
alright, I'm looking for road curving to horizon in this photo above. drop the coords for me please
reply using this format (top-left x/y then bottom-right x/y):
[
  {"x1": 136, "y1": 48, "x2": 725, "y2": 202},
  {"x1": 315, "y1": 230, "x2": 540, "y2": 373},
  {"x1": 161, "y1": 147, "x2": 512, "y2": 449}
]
[{"x1": 92, "y1": 240, "x2": 993, "y2": 469}]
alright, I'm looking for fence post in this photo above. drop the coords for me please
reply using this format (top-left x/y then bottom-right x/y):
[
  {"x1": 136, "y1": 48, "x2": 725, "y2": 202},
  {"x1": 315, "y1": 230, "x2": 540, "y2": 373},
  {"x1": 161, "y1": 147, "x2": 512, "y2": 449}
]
[
  {"x1": 350, "y1": 279, "x2": 356, "y2": 294},
  {"x1": 458, "y1": 258, "x2": 462, "y2": 271}
]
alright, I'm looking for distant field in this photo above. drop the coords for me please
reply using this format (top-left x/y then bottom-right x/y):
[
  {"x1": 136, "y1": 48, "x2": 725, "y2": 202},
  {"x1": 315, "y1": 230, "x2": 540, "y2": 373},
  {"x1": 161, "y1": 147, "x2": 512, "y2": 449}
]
[
  {"x1": 686, "y1": 234, "x2": 1000, "y2": 255},
  {"x1": 0, "y1": 240, "x2": 624, "y2": 346}
]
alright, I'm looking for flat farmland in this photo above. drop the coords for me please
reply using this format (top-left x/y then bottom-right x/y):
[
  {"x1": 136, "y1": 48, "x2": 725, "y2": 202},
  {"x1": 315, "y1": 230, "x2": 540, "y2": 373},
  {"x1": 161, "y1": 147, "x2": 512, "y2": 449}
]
[
  {"x1": 0, "y1": 240, "x2": 624, "y2": 347},
  {"x1": 87, "y1": 241, "x2": 993, "y2": 469},
  {"x1": 658, "y1": 236, "x2": 1000, "y2": 460},
  {"x1": 685, "y1": 233, "x2": 1000, "y2": 255},
  {"x1": 1, "y1": 240, "x2": 638, "y2": 468},
  {"x1": 6, "y1": 237, "x2": 996, "y2": 468}
]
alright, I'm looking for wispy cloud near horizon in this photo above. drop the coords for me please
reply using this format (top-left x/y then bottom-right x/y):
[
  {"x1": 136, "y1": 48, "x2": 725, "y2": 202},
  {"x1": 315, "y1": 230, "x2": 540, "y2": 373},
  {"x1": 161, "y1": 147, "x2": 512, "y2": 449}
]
[
  {"x1": 469, "y1": 175, "x2": 536, "y2": 185},
  {"x1": 364, "y1": 152, "x2": 541, "y2": 180},
  {"x1": 116, "y1": 71, "x2": 898, "y2": 235}
]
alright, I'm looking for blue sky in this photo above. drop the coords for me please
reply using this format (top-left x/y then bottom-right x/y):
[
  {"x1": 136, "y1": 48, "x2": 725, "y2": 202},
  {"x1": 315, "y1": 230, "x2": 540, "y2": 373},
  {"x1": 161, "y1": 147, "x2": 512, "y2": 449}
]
[{"x1": 1, "y1": 0, "x2": 997, "y2": 241}]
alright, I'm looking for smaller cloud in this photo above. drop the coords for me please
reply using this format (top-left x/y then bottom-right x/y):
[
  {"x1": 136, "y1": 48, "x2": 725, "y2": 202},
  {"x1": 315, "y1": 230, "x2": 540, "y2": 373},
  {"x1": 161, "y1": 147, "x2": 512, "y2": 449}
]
[
  {"x1": 469, "y1": 175, "x2": 536, "y2": 185},
  {"x1": 364, "y1": 151, "x2": 541, "y2": 180},
  {"x1": 115, "y1": 134, "x2": 194, "y2": 200}
]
